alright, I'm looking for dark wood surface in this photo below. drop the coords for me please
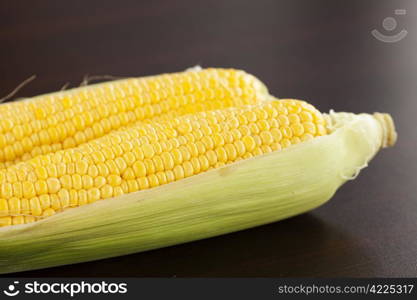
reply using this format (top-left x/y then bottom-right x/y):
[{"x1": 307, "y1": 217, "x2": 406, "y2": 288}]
[{"x1": 1, "y1": 0, "x2": 416, "y2": 277}]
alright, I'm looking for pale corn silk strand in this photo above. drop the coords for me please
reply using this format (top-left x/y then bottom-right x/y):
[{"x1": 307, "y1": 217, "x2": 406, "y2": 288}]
[
  {"x1": 1, "y1": 66, "x2": 214, "y2": 104},
  {"x1": 339, "y1": 138, "x2": 372, "y2": 180},
  {"x1": 78, "y1": 65, "x2": 202, "y2": 86},
  {"x1": 79, "y1": 75, "x2": 126, "y2": 87},
  {"x1": 60, "y1": 83, "x2": 70, "y2": 91},
  {"x1": 61, "y1": 75, "x2": 127, "y2": 91},
  {"x1": 0, "y1": 75, "x2": 36, "y2": 104},
  {"x1": 1, "y1": 68, "x2": 199, "y2": 99},
  {"x1": 0, "y1": 74, "x2": 122, "y2": 98},
  {"x1": 326, "y1": 110, "x2": 379, "y2": 181},
  {"x1": 0, "y1": 100, "x2": 326, "y2": 225}
]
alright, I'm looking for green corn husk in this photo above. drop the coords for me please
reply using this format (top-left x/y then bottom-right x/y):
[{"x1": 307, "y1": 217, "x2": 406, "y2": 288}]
[{"x1": 0, "y1": 111, "x2": 396, "y2": 274}]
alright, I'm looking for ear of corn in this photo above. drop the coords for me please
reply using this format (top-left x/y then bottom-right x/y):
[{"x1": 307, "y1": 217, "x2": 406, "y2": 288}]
[
  {"x1": 0, "y1": 99, "x2": 326, "y2": 225},
  {"x1": 0, "y1": 68, "x2": 268, "y2": 168},
  {"x1": 0, "y1": 109, "x2": 396, "y2": 274}
]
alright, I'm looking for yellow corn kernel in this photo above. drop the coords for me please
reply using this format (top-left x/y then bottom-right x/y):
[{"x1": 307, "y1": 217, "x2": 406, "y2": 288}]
[
  {"x1": 42, "y1": 208, "x2": 56, "y2": 218},
  {"x1": 78, "y1": 190, "x2": 88, "y2": 206},
  {"x1": 108, "y1": 175, "x2": 122, "y2": 187},
  {"x1": 0, "y1": 198, "x2": 8, "y2": 216},
  {"x1": 12, "y1": 182, "x2": 23, "y2": 198},
  {"x1": 58, "y1": 189, "x2": 70, "y2": 209},
  {"x1": 87, "y1": 188, "x2": 101, "y2": 203},
  {"x1": 39, "y1": 194, "x2": 51, "y2": 209},
  {"x1": 69, "y1": 189, "x2": 78, "y2": 207},
  {"x1": 1, "y1": 183, "x2": 13, "y2": 199},
  {"x1": 76, "y1": 161, "x2": 89, "y2": 175},
  {"x1": 94, "y1": 176, "x2": 106, "y2": 188},
  {"x1": 0, "y1": 217, "x2": 12, "y2": 226},
  {"x1": 50, "y1": 194, "x2": 61, "y2": 211},
  {"x1": 100, "y1": 185, "x2": 113, "y2": 199},
  {"x1": 113, "y1": 186, "x2": 124, "y2": 197},
  {"x1": 24, "y1": 216, "x2": 36, "y2": 224},
  {"x1": 22, "y1": 181, "x2": 36, "y2": 199},
  {"x1": 12, "y1": 215, "x2": 25, "y2": 225},
  {"x1": 127, "y1": 180, "x2": 139, "y2": 193},
  {"x1": 29, "y1": 197, "x2": 42, "y2": 216},
  {"x1": 173, "y1": 165, "x2": 185, "y2": 180},
  {"x1": 20, "y1": 198, "x2": 30, "y2": 214},
  {"x1": 71, "y1": 174, "x2": 82, "y2": 190},
  {"x1": 60, "y1": 175, "x2": 72, "y2": 189},
  {"x1": 47, "y1": 178, "x2": 61, "y2": 194},
  {"x1": 82, "y1": 175, "x2": 94, "y2": 189}
]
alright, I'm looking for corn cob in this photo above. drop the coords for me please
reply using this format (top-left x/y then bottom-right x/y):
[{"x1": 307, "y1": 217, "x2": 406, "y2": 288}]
[
  {"x1": 0, "y1": 71, "x2": 397, "y2": 275},
  {"x1": 0, "y1": 99, "x2": 326, "y2": 226},
  {"x1": 0, "y1": 103, "x2": 396, "y2": 274},
  {"x1": 0, "y1": 68, "x2": 268, "y2": 169}
]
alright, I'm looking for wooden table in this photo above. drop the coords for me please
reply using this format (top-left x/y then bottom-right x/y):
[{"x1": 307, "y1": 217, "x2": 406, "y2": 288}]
[{"x1": 1, "y1": 0, "x2": 416, "y2": 277}]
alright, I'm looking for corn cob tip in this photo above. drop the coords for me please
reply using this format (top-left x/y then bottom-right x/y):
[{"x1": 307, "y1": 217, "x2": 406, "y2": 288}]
[{"x1": 372, "y1": 113, "x2": 397, "y2": 148}]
